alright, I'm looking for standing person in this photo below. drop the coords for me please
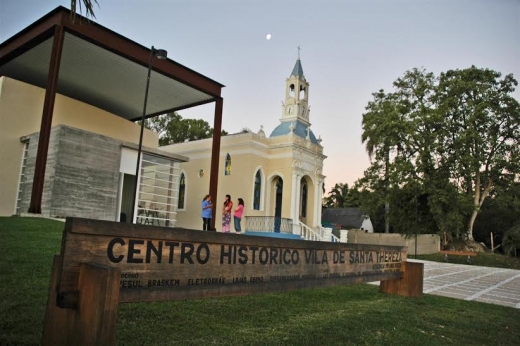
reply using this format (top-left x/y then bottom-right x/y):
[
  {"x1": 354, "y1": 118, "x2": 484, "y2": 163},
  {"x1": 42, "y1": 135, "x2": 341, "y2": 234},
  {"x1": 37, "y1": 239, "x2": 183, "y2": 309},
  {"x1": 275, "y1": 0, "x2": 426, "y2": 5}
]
[
  {"x1": 201, "y1": 195, "x2": 212, "y2": 231},
  {"x1": 221, "y1": 194, "x2": 233, "y2": 233},
  {"x1": 234, "y1": 198, "x2": 244, "y2": 234}
]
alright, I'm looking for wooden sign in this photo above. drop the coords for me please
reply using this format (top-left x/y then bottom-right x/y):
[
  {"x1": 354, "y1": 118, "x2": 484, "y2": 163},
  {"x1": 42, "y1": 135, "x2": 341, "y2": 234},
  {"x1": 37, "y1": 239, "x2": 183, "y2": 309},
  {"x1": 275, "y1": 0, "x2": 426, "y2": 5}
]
[
  {"x1": 44, "y1": 217, "x2": 423, "y2": 345},
  {"x1": 55, "y1": 218, "x2": 407, "y2": 306}
]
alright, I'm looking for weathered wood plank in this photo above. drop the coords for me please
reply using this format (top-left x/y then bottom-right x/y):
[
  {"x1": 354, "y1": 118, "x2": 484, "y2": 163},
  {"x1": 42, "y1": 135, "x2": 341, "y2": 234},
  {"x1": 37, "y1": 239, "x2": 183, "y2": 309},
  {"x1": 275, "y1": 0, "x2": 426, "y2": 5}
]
[
  {"x1": 70, "y1": 263, "x2": 120, "y2": 345},
  {"x1": 119, "y1": 271, "x2": 401, "y2": 303},
  {"x1": 64, "y1": 217, "x2": 406, "y2": 251},
  {"x1": 439, "y1": 250, "x2": 477, "y2": 257},
  {"x1": 42, "y1": 255, "x2": 76, "y2": 346},
  {"x1": 380, "y1": 261, "x2": 424, "y2": 297},
  {"x1": 56, "y1": 218, "x2": 407, "y2": 306}
]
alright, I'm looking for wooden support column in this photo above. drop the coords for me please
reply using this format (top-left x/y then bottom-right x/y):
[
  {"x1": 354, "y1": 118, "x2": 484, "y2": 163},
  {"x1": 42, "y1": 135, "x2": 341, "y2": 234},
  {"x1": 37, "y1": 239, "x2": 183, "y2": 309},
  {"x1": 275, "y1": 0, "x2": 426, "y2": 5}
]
[
  {"x1": 28, "y1": 24, "x2": 64, "y2": 214},
  {"x1": 42, "y1": 255, "x2": 76, "y2": 346},
  {"x1": 42, "y1": 261, "x2": 120, "y2": 346},
  {"x1": 73, "y1": 263, "x2": 120, "y2": 345},
  {"x1": 380, "y1": 261, "x2": 424, "y2": 298},
  {"x1": 209, "y1": 97, "x2": 223, "y2": 231}
]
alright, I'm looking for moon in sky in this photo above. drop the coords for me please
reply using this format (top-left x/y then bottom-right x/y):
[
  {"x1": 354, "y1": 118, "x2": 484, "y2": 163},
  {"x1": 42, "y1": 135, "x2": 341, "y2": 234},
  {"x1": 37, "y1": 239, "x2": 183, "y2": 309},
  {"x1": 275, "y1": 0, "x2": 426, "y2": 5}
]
[{"x1": 266, "y1": 33, "x2": 272, "y2": 40}]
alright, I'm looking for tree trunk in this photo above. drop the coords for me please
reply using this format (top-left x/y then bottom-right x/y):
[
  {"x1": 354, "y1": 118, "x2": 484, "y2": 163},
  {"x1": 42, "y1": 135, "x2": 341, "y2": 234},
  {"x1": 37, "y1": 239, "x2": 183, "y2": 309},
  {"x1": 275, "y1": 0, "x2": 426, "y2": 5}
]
[
  {"x1": 385, "y1": 200, "x2": 390, "y2": 234},
  {"x1": 467, "y1": 174, "x2": 492, "y2": 241},
  {"x1": 467, "y1": 209, "x2": 477, "y2": 241},
  {"x1": 384, "y1": 147, "x2": 390, "y2": 233}
]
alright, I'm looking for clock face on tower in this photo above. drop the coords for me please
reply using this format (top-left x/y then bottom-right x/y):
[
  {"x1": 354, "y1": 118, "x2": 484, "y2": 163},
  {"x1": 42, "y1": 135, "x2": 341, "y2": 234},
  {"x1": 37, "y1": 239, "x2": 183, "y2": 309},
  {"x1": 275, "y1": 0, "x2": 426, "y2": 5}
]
[
  {"x1": 285, "y1": 105, "x2": 293, "y2": 115},
  {"x1": 300, "y1": 107, "x2": 306, "y2": 117}
]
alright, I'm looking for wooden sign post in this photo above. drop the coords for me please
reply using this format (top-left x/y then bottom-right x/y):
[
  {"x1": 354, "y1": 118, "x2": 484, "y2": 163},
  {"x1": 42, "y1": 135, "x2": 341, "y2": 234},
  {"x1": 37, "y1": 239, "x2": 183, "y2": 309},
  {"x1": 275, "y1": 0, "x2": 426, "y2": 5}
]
[{"x1": 42, "y1": 218, "x2": 423, "y2": 345}]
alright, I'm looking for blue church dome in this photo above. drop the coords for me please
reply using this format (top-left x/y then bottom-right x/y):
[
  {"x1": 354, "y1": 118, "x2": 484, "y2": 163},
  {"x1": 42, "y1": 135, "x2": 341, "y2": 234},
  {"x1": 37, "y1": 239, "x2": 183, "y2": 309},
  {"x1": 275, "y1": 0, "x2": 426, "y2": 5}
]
[{"x1": 269, "y1": 121, "x2": 318, "y2": 144}]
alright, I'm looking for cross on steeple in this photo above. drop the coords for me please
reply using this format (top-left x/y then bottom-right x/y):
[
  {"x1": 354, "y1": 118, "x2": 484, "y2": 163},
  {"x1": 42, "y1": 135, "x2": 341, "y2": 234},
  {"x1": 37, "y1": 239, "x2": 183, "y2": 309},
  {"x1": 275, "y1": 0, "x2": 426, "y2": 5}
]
[{"x1": 297, "y1": 45, "x2": 301, "y2": 60}]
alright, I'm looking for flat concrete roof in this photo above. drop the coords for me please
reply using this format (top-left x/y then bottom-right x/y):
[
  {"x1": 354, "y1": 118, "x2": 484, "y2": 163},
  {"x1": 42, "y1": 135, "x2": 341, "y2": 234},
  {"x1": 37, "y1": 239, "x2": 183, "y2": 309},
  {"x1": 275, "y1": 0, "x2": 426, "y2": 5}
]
[{"x1": 0, "y1": 6, "x2": 225, "y2": 121}]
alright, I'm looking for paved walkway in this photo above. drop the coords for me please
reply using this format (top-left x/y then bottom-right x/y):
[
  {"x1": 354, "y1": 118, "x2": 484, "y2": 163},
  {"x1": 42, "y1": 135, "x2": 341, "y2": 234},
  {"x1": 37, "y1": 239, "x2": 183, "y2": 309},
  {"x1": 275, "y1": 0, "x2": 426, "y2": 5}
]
[{"x1": 373, "y1": 259, "x2": 520, "y2": 309}]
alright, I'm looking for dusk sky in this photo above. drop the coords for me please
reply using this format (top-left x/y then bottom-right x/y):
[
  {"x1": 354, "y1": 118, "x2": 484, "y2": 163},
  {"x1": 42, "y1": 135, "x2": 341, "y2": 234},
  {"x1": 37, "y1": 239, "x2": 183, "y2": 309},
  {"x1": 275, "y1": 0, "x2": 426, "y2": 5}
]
[{"x1": 2, "y1": 0, "x2": 519, "y2": 193}]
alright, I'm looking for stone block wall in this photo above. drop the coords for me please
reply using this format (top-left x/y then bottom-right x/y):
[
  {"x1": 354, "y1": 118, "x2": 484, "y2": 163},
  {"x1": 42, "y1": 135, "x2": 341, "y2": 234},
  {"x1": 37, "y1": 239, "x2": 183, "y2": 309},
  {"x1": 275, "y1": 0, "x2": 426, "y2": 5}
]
[{"x1": 19, "y1": 125, "x2": 121, "y2": 220}]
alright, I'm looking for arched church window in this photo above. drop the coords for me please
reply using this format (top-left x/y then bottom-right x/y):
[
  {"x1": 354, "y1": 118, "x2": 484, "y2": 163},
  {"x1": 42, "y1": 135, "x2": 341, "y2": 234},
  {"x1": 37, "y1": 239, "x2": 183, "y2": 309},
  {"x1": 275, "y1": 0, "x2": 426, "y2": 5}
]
[
  {"x1": 299, "y1": 85, "x2": 306, "y2": 99},
  {"x1": 225, "y1": 154, "x2": 231, "y2": 176},
  {"x1": 254, "y1": 170, "x2": 261, "y2": 210},
  {"x1": 178, "y1": 173, "x2": 186, "y2": 209},
  {"x1": 289, "y1": 84, "x2": 295, "y2": 98},
  {"x1": 301, "y1": 180, "x2": 308, "y2": 218}
]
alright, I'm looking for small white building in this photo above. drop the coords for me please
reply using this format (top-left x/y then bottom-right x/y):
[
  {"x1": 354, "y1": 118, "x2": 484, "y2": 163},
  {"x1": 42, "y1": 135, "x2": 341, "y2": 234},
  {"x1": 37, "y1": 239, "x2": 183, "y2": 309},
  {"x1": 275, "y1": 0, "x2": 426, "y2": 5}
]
[{"x1": 321, "y1": 208, "x2": 374, "y2": 233}]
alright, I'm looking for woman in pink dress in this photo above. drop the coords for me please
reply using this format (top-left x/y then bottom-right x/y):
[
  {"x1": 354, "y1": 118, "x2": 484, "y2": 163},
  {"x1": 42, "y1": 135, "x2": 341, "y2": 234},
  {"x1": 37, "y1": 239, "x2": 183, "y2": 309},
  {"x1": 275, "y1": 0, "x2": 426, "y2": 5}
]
[{"x1": 221, "y1": 195, "x2": 233, "y2": 233}]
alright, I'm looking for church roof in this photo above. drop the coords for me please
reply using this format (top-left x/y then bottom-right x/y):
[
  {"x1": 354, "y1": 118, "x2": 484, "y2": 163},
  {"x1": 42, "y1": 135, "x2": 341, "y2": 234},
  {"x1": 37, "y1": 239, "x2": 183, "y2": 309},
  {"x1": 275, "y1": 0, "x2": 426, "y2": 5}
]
[
  {"x1": 269, "y1": 121, "x2": 318, "y2": 144},
  {"x1": 291, "y1": 59, "x2": 305, "y2": 78}
]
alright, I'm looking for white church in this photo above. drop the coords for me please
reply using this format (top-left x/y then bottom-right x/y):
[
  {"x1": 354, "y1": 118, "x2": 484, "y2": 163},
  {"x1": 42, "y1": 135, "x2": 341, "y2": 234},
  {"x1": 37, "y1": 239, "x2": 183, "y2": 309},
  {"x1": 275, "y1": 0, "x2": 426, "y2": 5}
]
[{"x1": 162, "y1": 58, "x2": 327, "y2": 237}]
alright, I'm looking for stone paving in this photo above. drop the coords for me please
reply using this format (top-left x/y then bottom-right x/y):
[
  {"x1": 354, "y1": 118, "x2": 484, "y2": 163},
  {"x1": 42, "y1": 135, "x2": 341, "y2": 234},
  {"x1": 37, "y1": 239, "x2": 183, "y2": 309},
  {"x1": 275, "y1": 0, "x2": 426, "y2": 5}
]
[{"x1": 372, "y1": 259, "x2": 520, "y2": 309}]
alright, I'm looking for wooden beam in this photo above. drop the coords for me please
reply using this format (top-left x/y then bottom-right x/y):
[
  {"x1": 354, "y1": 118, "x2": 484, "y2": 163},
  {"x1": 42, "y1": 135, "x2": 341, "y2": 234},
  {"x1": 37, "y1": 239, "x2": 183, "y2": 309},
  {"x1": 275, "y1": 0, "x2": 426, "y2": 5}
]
[
  {"x1": 72, "y1": 263, "x2": 120, "y2": 345},
  {"x1": 0, "y1": 9, "x2": 64, "y2": 66},
  {"x1": 28, "y1": 24, "x2": 64, "y2": 214},
  {"x1": 42, "y1": 255, "x2": 76, "y2": 346},
  {"x1": 209, "y1": 98, "x2": 223, "y2": 230},
  {"x1": 380, "y1": 261, "x2": 424, "y2": 297},
  {"x1": 42, "y1": 260, "x2": 120, "y2": 345}
]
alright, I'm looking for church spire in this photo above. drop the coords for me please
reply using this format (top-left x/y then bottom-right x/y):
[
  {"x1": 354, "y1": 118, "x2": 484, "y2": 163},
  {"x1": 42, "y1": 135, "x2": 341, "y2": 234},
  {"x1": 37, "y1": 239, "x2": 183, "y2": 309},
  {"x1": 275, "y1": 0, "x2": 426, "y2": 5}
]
[
  {"x1": 291, "y1": 46, "x2": 305, "y2": 78},
  {"x1": 282, "y1": 54, "x2": 310, "y2": 125}
]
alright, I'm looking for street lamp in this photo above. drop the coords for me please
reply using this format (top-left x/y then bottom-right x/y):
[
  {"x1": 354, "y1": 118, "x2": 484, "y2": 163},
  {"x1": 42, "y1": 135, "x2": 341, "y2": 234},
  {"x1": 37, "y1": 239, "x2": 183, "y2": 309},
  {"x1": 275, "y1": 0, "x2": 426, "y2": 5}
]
[{"x1": 132, "y1": 46, "x2": 168, "y2": 224}]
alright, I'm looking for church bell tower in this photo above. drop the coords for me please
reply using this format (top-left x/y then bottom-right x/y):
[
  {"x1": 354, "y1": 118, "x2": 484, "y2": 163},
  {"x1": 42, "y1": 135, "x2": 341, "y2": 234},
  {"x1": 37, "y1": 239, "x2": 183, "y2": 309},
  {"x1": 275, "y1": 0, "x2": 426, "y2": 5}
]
[{"x1": 282, "y1": 54, "x2": 310, "y2": 126}]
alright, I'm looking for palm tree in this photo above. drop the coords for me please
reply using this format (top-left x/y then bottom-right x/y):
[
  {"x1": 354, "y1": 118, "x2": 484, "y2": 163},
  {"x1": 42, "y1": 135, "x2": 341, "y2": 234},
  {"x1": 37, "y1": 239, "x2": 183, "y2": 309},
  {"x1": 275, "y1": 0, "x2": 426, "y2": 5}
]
[
  {"x1": 361, "y1": 90, "x2": 398, "y2": 233},
  {"x1": 325, "y1": 183, "x2": 349, "y2": 208},
  {"x1": 70, "y1": 0, "x2": 98, "y2": 19}
]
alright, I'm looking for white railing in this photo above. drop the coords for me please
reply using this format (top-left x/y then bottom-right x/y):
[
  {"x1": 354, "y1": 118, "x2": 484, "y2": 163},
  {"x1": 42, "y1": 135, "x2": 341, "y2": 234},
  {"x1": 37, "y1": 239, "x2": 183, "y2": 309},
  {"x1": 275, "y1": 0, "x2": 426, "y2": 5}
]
[
  {"x1": 329, "y1": 230, "x2": 341, "y2": 243},
  {"x1": 298, "y1": 222, "x2": 342, "y2": 243},
  {"x1": 318, "y1": 225, "x2": 341, "y2": 243},
  {"x1": 299, "y1": 221, "x2": 322, "y2": 241}
]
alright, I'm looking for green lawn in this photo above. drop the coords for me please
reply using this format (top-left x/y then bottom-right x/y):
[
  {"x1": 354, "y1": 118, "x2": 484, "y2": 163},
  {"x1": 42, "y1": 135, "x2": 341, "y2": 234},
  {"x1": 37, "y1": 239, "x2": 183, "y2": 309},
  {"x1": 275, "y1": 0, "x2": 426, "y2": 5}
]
[{"x1": 1, "y1": 216, "x2": 519, "y2": 345}]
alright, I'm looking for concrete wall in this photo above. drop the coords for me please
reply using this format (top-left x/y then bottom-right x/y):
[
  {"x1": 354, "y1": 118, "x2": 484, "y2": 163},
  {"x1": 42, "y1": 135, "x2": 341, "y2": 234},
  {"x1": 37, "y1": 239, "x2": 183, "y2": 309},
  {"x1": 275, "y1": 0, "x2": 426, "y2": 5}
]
[
  {"x1": 18, "y1": 126, "x2": 121, "y2": 220},
  {"x1": 0, "y1": 77, "x2": 158, "y2": 216},
  {"x1": 346, "y1": 230, "x2": 441, "y2": 255},
  {"x1": 51, "y1": 126, "x2": 121, "y2": 220}
]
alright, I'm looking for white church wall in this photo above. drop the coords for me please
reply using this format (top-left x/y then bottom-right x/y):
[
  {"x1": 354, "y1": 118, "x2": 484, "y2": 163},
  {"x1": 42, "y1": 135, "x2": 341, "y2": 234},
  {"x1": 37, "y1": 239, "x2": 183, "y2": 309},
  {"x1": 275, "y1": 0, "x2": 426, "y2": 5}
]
[{"x1": 164, "y1": 133, "x2": 274, "y2": 231}]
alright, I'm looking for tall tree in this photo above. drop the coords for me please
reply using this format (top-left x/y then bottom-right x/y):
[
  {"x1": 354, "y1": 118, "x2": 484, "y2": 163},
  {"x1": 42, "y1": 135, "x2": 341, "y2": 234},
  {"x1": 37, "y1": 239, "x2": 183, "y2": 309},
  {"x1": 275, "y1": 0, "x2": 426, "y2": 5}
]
[
  {"x1": 361, "y1": 90, "x2": 400, "y2": 233},
  {"x1": 435, "y1": 67, "x2": 520, "y2": 240},
  {"x1": 144, "y1": 113, "x2": 228, "y2": 146},
  {"x1": 360, "y1": 66, "x2": 520, "y2": 241}
]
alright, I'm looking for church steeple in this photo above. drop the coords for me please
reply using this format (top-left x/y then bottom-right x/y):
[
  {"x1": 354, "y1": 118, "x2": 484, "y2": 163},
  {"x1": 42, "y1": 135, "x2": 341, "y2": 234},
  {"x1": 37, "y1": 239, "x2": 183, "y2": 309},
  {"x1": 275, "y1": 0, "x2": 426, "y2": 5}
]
[
  {"x1": 282, "y1": 53, "x2": 310, "y2": 126},
  {"x1": 291, "y1": 59, "x2": 304, "y2": 78},
  {"x1": 271, "y1": 53, "x2": 319, "y2": 144}
]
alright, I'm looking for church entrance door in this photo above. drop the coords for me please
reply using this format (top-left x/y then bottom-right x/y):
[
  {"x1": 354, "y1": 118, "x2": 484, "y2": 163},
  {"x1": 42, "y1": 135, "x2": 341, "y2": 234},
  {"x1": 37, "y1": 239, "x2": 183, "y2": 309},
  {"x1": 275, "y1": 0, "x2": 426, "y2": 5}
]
[{"x1": 274, "y1": 177, "x2": 283, "y2": 232}]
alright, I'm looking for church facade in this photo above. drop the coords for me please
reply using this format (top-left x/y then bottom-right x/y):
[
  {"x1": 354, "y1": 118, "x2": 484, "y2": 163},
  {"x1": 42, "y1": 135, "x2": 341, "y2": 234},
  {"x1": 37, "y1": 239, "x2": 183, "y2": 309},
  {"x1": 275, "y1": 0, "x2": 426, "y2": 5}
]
[{"x1": 162, "y1": 59, "x2": 327, "y2": 233}]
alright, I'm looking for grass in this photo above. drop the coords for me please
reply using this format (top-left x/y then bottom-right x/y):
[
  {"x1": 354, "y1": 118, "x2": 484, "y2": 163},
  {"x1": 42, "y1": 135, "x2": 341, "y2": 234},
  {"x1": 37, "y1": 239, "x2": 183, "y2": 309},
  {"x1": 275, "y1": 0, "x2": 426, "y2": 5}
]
[{"x1": 0, "y1": 216, "x2": 519, "y2": 345}]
